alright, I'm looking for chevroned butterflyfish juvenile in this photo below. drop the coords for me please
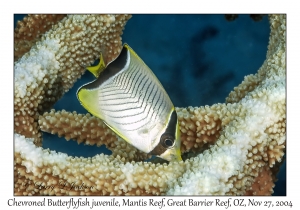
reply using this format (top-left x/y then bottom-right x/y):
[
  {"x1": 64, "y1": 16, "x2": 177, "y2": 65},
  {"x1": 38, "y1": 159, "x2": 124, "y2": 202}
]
[{"x1": 77, "y1": 44, "x2": 182, "y2": 161}]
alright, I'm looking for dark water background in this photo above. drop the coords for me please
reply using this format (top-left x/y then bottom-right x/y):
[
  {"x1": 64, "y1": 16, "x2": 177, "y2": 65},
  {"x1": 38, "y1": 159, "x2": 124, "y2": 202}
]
[{"x1": 14, "y1": 14, "x2": 286, "y2": 195}]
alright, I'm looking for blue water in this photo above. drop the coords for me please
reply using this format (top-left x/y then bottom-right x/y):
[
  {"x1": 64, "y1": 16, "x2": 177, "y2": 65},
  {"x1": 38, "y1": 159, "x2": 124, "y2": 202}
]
[{"x1": 14, "y1": 14, "x2": 285, "y2": 195}]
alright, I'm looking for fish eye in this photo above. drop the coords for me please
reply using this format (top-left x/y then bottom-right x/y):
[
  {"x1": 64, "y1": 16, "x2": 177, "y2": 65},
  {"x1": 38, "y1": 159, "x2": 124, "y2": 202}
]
[
  {"x1": 160, "y1": 133, "x2": 175, "y2": 148},
  {"x1": 164, "y1": 138, "x2": 174, "y2": 147}
]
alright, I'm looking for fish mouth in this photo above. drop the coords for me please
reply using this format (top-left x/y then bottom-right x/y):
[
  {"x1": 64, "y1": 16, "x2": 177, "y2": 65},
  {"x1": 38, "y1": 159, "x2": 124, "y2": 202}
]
[{"x1": 159, "y1": 144, "x2": 182, "y2": 162}]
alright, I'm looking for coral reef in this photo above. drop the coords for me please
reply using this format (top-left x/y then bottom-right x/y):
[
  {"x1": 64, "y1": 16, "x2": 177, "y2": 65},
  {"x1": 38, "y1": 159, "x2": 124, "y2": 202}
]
[{"x1": 14, "y1": 14, "x2": 285, "y2": 195}]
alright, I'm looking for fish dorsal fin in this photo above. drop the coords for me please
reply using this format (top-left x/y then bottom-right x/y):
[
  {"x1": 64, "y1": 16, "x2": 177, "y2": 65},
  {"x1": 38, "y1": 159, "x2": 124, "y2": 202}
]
[{"x1": 86, "y1": 52, "x2": 106, "y2": 78}]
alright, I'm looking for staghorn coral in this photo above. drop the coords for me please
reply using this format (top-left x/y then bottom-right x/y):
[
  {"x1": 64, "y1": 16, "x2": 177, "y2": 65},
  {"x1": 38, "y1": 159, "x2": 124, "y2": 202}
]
[
  {"x1": 38, "y1": 109, "x2": 151, "y2": 162},
  {"x1": 245, "y1": 165, "x2": 276, "y2": 196},
  {"x1": 14, "y1": 14, "x2": 67, "y2": 61},
  {"x1": 14, "y1": 14, "x2": 285, "y2": 195},
  {"x1": 14, "y1": 14, "x2": 131, "y2": 145},
  {"x1": 38, "y1": 106, "x2": 223, "y2": 160}
]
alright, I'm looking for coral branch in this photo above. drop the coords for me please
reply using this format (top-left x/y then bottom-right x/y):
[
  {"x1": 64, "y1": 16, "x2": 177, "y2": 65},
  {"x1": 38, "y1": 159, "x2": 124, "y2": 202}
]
[
  {"x1": 14, "y1": 15, "x2": 67, "y2": 61},
  {"x1": 14, "y1": 14, "x2": 131, "y2": 145}
]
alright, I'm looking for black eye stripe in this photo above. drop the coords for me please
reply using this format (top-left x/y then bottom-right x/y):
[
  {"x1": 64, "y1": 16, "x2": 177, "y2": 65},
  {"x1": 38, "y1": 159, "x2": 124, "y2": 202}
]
[{"x1": 149, "y1": 110, "x2": 178, "y2": 156}]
